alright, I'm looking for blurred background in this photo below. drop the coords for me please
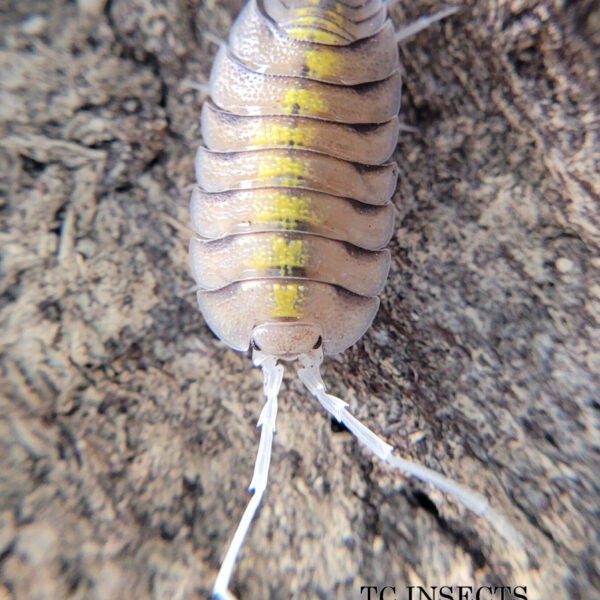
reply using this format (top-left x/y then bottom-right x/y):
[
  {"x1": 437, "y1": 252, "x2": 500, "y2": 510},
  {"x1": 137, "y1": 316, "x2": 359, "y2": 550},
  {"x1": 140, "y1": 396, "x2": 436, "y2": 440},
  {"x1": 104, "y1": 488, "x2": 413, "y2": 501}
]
[{"x1": 1, "y1": 1, "x2": 599, "y2": 598}]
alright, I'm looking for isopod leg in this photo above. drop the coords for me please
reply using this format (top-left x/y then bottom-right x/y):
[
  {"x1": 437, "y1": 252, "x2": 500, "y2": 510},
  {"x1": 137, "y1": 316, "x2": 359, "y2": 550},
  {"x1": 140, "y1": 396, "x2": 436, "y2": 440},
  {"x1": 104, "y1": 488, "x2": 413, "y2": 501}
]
[
  {"x1": 398, "y1": 122, "x2": 419, "y2": 134},
  {"x1": 393, "y1": 5, "x2": 460, "y2": 44},
  {"x1": 297, "y1": 348, "x2": 523, "y2": 547},
  {"x1": 213, "y1": 354, "x2": 284, "y2": 600},
  {"x1": 182, "y1": 31, "x2": 226, "y2": 100},
  {"x1": 203, "y1": 30, "x2": 226, "y2": 48},
  {"x1": 182, "y1": 79, "x2": 210, "y2": 99}
]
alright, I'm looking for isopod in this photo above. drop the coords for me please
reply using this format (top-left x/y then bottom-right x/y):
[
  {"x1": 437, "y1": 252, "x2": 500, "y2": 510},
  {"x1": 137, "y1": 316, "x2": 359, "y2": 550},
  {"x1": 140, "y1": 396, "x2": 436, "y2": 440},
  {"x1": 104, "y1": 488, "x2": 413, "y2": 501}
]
[{"x1": 189, "y1": 1, "x2": 518, "y2": 597}]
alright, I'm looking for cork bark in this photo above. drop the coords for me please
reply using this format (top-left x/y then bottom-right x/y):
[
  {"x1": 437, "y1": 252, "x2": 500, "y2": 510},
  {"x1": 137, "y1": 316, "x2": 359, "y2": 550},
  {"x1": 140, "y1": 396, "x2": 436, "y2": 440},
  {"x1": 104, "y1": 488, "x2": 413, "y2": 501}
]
[{"x1": 1, "y1": 1, "x2": 599, "y2": 599}]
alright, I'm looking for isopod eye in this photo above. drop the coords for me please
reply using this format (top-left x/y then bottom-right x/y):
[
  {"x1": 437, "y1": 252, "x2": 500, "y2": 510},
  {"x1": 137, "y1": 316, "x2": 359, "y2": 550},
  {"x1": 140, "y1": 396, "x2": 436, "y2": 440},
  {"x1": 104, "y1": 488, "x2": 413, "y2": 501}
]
[
  {"x1": 251, "y1": 338, "x2": 262, "y2": 351},
  {"x1": 312, "y1": 336, "x2": 323, "y2": 350}
]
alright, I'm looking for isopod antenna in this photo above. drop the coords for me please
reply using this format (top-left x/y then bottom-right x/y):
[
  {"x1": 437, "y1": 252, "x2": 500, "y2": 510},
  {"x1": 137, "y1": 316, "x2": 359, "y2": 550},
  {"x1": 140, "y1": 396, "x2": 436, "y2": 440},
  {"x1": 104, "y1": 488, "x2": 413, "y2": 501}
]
[
  {"x1": 389, "y1": 2, "x2": 460, "y2": 43},
  {"x1": 213, "y1": 353, "x2": 283, "y2": 600},
  {"x1": 297, "y1": 347, "x2": 523, "y2": 547},
  {"x1": 213, "y1": 347, "x2": 522, "y2": 599}
]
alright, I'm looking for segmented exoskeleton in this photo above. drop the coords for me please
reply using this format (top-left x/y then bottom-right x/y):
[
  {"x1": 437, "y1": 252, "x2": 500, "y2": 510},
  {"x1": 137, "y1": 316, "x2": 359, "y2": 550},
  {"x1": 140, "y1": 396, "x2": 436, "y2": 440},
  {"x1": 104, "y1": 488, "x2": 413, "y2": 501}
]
[{"x1": 189, "y1": 1, "x2": 519, "y2": 597}]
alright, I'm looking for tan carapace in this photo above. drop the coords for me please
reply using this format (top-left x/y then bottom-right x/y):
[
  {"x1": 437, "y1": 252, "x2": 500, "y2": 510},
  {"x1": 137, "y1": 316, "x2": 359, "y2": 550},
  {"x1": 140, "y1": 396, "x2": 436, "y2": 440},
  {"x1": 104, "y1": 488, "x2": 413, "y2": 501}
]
[
  {"x1": 192, "y1": 0, "x2": 400, "y2": 358},
  {"x1": 189, "y1": 1, "x2": 520, "y2": 597}
]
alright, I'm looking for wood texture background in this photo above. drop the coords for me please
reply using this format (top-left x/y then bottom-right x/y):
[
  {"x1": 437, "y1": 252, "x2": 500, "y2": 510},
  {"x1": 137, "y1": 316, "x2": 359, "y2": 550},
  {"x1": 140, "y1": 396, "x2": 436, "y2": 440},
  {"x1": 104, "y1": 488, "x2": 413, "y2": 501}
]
[{"x1": 1, "y1": 0, "x2": 599, "y2": 598}]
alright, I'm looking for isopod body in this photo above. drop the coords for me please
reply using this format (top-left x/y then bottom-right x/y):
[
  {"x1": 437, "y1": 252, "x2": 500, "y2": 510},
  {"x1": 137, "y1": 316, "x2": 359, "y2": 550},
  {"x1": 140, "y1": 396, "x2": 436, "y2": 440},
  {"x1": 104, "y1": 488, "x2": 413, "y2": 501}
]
[
  {"x1": 190, "y1": 0, "x2": 399, "y2": 358},
  {"x1": 189, "y1": 1, "x2": 515, "y2": 598}
]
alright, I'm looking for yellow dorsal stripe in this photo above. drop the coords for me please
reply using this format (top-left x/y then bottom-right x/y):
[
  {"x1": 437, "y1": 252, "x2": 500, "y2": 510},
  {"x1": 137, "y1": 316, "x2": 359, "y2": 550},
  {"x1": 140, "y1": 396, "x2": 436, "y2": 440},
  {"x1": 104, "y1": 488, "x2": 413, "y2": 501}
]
[
  {"x1": 255, "y1": 191, "x2": 318, "y2": 229},
  {"x1": 245, "y1": 236, "x2": 307, "y2": 276},
  {"x1": 257, "y1": 155, "x2": 309, "y2": 187},
  {"x1": 271, "y1": 283, "x2": 304, "y2": 318},
  {"x1": 305, "y1": 48, "x2": 341, "y2": 79},
  {"x1": 286, "y1": 27, "x2": 345, "y2": 45},
  {"x1": 281, "y1": 88, "x2": 328, "y2": 116},
  {"x1": 253, "y1": 123, "x2": 314, "y2": 148}
]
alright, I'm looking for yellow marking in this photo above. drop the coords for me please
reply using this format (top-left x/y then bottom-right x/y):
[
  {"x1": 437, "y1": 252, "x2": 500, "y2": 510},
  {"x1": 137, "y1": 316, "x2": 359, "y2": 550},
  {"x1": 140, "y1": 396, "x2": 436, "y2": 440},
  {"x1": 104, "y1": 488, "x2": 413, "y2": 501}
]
[
  {"x1": 281, "y1": 88, "x2": 328, "y2": 116},
  {"x1": 256, "y1": 191, "x2": 318, "y2": 229},
  {"x1": 305, "y1": 48, "x2": 341, "y2": 79},
  {"x1": 257, "y1": 154, "x2": 308, "y2": 187},
  {"x1": 253, "y1": 123, "x2": 314, "y2": 149},
  {"x1": 286, "y1": 27, "x2": 343, "y2": 44},
  {"x1": 271, "y1": 283, "x2": 305, "y2": 318},
  {"x1": 246, "y1": 236, "x2": 307, "y2": 276},
  {"x1": 293, "y1": 9, "x2": 345, "y2": 27},
  {"x1": 291, "y1": 15, "x2": 346, "y2": 34},
  {"x1": 329, "y1": 7, "x2": 344, "y2": 23}
]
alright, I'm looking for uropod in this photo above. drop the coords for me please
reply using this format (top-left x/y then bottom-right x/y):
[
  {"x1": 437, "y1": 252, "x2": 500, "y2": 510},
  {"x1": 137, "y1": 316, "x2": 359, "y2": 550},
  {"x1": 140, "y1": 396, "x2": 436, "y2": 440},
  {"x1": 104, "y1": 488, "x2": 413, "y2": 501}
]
[{"x1": 189, "y1": 1, "x2": 518, "y2": 597}]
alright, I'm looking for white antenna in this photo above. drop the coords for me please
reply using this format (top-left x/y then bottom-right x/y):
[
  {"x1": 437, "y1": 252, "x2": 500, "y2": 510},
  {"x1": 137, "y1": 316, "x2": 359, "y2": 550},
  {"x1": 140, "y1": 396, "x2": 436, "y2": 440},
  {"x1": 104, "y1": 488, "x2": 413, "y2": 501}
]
[
  {"x1": 213, "y1": 347, "x2": 522, "y2": 599},
  {"x1": 394, "y1": 5, "x2": 460, "y2": 44},
  {"x1": 212, "y1": 352, "x2": 283, "y2": 600},
  {"x1": 297, "y1": 347, "x2": 523, "y2": 546}
]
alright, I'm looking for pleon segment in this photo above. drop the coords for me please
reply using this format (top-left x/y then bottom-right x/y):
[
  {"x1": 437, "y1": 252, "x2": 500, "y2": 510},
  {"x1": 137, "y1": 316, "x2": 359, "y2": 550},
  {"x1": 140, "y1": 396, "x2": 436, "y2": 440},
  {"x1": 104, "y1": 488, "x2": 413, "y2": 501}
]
[
  {"x1": 190, "y1": 232, "x2": 390, "y2": 295},
  {"x1": 190, "y1": 188, "x2": 395, "y2": 250},
  {"x1": 202, "y1": 101, "x2": 399, "y2": 164},
  {"x1": 197, "y1": 279, "x2": 379, "y2": 354},
  {"x1": 209, "y1": 48, "x2": 401, "y2": 124},
  {"x1": 195, "y1": 147, "x2": 398, "y2": 205}
]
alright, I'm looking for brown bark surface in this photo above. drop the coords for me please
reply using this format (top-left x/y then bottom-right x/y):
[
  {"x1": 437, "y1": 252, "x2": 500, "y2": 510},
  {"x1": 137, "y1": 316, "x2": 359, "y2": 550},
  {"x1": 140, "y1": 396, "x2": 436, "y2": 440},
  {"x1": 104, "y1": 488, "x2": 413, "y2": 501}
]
[{"x1": 1, "y1": 1, "x2": 599, "y2": 599}]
